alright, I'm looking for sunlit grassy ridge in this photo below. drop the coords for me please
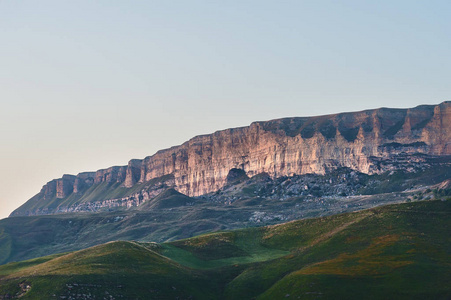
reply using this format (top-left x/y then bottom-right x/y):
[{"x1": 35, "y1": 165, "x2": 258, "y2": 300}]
[
  {"x1": 0, "y1": 241, "x2": 218, "y2": 299},
  {"x1": 0, "y1": 200, "x2": 450, "y2": 299}
]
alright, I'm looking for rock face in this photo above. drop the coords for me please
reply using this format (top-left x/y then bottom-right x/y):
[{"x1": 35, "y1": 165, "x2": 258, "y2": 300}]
[
  {"x1": 10, "y1": 102, "x2": 451, "y2": 216},
  {"x1": 128, "y1": 101, "x2": 450, "y2": 196}
]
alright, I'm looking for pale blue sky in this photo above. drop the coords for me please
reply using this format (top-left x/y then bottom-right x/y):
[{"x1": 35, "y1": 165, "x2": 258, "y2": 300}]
[{"x1": 1, "y1": 1, "x2": 450, "y2": 218}]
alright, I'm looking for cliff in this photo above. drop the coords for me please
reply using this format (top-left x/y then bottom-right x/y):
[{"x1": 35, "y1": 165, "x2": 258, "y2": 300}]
[{"x1": 10, "y1": 101, "x2": 451, "y2": 216}]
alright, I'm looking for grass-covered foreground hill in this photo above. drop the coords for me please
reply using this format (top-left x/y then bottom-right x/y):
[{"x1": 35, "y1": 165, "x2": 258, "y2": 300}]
[{"x1": 0, "y1": 200, "x2": 450, "y2": 299}]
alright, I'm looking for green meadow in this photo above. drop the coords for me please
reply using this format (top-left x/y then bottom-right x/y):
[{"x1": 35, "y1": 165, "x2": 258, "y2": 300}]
[{"x1": 0, "y1": 199, "x2": 450, "y2": 299}]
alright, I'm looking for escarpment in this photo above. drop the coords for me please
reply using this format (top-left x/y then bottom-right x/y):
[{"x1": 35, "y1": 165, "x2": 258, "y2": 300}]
[{"x1": 11, "y1": 102, "x2": 451, "y2": 216}]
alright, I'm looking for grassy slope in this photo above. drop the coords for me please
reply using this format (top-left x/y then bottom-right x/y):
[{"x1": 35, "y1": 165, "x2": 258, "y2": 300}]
[
  {"x1": 226, "y1": 200, "x2": 451, "y2": 299},
  {"x1": 163, "y1": 229, "x2": 289, "y2": 269},
  {"x1": 0, "y1": 200, "x2": 450, "y2": 299},
  {"x1": 0, "y1": 241, "x2": 220, "y2": 299},
  {"x1": 0, "y1": 204, "x2": 238, "y2": 265}
]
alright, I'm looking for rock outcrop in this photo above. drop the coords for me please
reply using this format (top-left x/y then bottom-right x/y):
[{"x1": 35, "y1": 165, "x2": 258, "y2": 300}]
[{"x1": 10, "y1": 102, "x2": 451, "y2": 216}]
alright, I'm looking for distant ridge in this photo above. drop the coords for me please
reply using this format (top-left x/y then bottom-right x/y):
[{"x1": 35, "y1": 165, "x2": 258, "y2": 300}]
[{"x1": 11, "y1": 101, "x2": 451, "y2": 216}]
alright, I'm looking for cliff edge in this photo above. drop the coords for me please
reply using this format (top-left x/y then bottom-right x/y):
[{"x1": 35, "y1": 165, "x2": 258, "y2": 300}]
[{"x1": 10, "y1": 101, "x2": 451, "y2": 216}]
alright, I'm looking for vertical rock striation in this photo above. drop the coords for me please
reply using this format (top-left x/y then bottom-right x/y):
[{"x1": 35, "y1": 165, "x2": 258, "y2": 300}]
[{"x1": 122, "y1": 102, "x2": 450, "y2": 196}]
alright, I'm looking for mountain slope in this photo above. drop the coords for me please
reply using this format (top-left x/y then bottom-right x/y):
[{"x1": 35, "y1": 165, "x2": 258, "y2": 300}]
[
  {"x1": 1, "y1": 168, "x2": 450, "y2": 266},
  {"x1": 11, "y1": 101, "x2": 451, "y2": 216},
  {"x1": 1, "y1": 200, "x2": 450, "y2": 299}
]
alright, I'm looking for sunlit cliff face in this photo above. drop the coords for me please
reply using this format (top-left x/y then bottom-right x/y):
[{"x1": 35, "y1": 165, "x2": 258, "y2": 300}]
[{"x1": 128, "y1": 102, "x2": 450, "y2": 196}]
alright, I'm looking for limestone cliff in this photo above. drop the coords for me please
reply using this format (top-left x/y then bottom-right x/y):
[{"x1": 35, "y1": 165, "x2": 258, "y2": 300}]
[
  {"x1": 127, "y1": 101, "x2": 450, "y2": 196},
  {"x1": 10, "y1": 102, "x2": 451, "y2": 216}
]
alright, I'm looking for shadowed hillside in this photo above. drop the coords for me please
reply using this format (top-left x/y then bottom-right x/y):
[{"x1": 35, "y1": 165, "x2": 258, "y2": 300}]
[{"x1": 1, "y1": 200, "x2": 450, "y2": 299}]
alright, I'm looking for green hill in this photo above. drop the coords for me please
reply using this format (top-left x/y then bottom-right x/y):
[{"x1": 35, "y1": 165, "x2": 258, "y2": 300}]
[
  {"x1": 0, "y1": 241, "x2": 221, "y2": 299},
  {"x1": 1, "y1": 199, "x2": 450, "y2": 299}
]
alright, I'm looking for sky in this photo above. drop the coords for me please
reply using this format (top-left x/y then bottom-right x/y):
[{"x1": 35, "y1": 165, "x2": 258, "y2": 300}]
[{"x1": 0, "y1": 0, "x2": 450, "y2": 219}]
